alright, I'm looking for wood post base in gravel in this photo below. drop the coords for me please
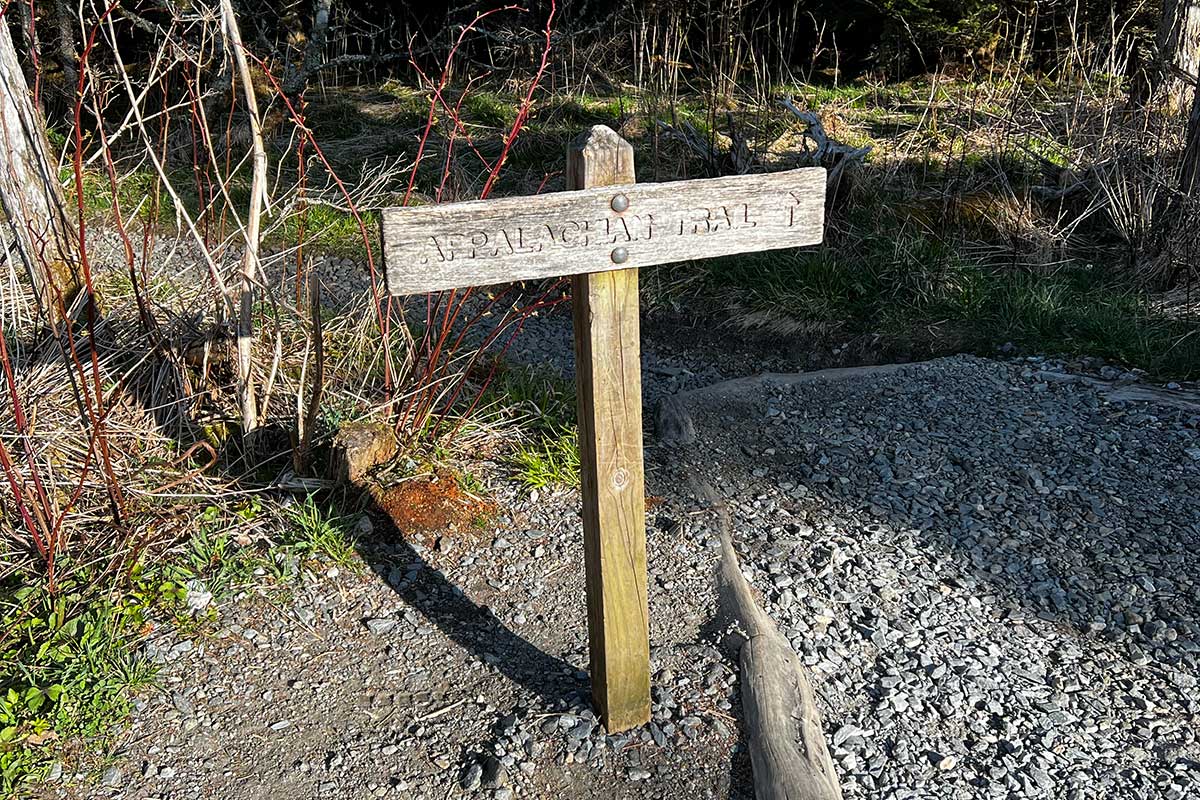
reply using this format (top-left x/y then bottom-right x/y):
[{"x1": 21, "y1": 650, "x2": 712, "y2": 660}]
[{"x1": 566, "y1": 127, "x2": 652, "y2": 732}]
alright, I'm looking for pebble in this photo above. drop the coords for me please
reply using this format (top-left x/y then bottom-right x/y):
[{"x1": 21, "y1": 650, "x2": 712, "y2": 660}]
[
  {"x1": 364, "y1": 618, "x2": 397, "y2": 635},
  {"x1": 670, "y1": 356, "x2": 1200, "y2": 799},
  {"x1": 459, "y1": 762, "x2": 482, "y2": 791},
  {"x1": 481, "y1": 755, "x2": 507, "y2": 788},
  {"x1": 100, "y1": 767, "x2": 123, "y2": 788}
]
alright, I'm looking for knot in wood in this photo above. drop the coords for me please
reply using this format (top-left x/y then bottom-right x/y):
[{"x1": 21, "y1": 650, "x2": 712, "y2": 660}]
[{"x1": 611, "y1": 467, "x2": 631, "y2": 491}]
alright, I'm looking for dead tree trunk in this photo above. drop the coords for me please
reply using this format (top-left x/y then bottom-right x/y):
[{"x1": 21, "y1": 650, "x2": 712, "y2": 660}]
[
  {"x1": 0, "y1": 19, "x2": 78, "y2": 324},
  {"x1": 1182, "y1": 79, "x2": 1200, "y2": 195},
  {"x1": 1157, "y1": 0, "x2": 1200, "y2": 112},
  {"x1": 282, "y1": 0, "x2": 334, "y2": 99},
  {"x1": 220, "y1": 0, "x2": 267, "y2": 438},
  {"x1": 1146, "y1": 64, "x2": 1200, "y2": 283},
  {"x1": 50, "y1": 0, "x2": 79, "y2": 93}
]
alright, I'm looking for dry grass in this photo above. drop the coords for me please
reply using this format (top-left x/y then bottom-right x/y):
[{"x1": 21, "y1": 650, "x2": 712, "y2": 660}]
[{"x1": 6, "y1": 23, "x2": 1199, "y2": 586}]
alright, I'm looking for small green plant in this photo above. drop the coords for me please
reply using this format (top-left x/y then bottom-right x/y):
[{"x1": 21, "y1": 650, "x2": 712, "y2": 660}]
[
  {"x1": 126, "y1": 564, "x2": 189, "y2": 620},
  {"x1": 509, "y1": 425, "x2": 580, "y2": 490},
  {"x1": 485, "y1": 362, "x2": 582, "y2": 490},
  {"x1": 279, "y1": 496, "x2": 359, "y2": 568},
  {"x1": 0, "y1": 573, "x2": 160, "y2": 795},
  {"x1": 456, "y1": 469, "x2": 486, "y2": 495},
  {"x1": 491, "y1": 363, "x2": 576, "y2": 432},
  {"x1": 317, "y1": 395, "x2": 361, "y2": 435},
  {"x1": 161, "y1": 499, "x2": 358, "y2": 599},
  {"x1": 168, "y1": 514, "x2": 262, "y2": 601}
]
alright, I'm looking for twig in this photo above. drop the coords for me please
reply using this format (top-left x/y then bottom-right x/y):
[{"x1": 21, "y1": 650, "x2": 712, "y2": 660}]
[
  {"x1": 219, "y1": 0, "x2": 265, "y2": 438},
  {"x1": 413, "y1": 698, "x2": 466, "y2": 723}
]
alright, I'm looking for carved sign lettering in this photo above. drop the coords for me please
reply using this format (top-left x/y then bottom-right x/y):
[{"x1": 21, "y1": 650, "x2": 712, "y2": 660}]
[{"x1": 382, "y1": 168, "x2": 825, "y2": 295}]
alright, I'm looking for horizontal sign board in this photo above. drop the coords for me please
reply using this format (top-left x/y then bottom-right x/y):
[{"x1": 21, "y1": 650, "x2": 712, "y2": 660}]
[{"x1": 382, "y1": 167, "x2": 826, "y2": 295}]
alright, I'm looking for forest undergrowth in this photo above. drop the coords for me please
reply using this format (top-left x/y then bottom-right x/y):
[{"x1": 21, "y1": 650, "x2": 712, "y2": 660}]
[{"x1": 3, "y1": 1, "x2": 1200, "y2": 795}]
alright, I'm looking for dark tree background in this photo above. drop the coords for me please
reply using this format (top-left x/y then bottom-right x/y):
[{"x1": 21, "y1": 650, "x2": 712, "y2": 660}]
[{"x1": 5, "y1": 0, "x2": 1172, "y2": 118}]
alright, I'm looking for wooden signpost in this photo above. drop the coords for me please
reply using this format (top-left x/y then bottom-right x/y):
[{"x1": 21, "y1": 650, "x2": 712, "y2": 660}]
[{"x1": 383, "y1": 125, "x2": 825, "y2": 733}]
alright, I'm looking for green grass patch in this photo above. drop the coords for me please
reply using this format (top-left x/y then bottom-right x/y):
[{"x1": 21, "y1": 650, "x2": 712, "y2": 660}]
[
  {"x1": 509, "y1": 424, "x2": 580, "y2": 491},
  {"x1": 304, "y1": 98, "x2": 374, "y2": 140},
  {"x1": 280, "y1": 496, "x2": 358, "y2": 568},
  {"x1": 530, "y1": 94, "x2": 626, "y2": 132},
  {"x1": 0, "y1": 567, "x2": 176, "y2": 795},
  {"x1": 166, "y1": 498, "x2": 360, "y2": 599},
  {"x1": 463, "y1": 90, "x2": 519, "y2": 128},
  {"x1": 783, "y1": 83, "x2": 876, "y2": 109},
  {"x1": 269, "y1": 204, "x2": 378, "y2": 259},
  {"x1": 673, "y1": 229, "x2": 1200, "y2": 380},
  {"x1": 490, "y1": 362, "x2": 576, "y2": 430},
  {"x1": 68, "y1": 155, "x2": 378, "y2": 264},
  {"x1": 0, "y1": 495, "x2": 362, "y2": 795},
  {"x1": 67, "y1": 167, "x2": 176, "y2": 223},
  {"x1": 484, "y1": 363, "x2": 581, "y2": 491}
]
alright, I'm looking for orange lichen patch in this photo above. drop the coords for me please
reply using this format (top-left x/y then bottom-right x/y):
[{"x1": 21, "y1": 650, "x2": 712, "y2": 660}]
[{"x1": 371, "y1": 476, "x2": 495, "y2": 547}]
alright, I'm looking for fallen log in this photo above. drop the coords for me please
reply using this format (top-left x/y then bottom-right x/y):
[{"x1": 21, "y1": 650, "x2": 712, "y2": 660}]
[
  {"x1": 780, "y1": 98, "x2": 871, "y2": 191},
  {"x1": 654, "y1": 362, "x2": 916, "y2": 445},
  {"x1": 716, "y1": 506, "x2": 843, "y2": 800}
]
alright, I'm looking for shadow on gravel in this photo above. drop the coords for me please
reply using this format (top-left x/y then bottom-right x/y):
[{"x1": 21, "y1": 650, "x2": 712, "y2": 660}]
[
  {"x1": 698, "y1": 589, "x2": 754, "y2": 799},
  {"x1": 354, "y1": 497, "x2": 586, "y2": 710},
  {"x1": 662, "y1": 365, "x2": 1200, "y2": 668}
]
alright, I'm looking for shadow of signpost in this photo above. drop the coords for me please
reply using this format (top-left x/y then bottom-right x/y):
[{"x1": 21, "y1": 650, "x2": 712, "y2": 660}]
[{"x1": 354, "y1": 498, "x2": 587, "y2": 711}]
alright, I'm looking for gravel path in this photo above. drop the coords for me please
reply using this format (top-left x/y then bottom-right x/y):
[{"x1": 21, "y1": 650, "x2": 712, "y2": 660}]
[
  {"x1": 52, "y1": 264, "x2": 1200, "y2": 799},
  {"x1": 661, "y1": 355, "x2": 1200, "y2": 800}
]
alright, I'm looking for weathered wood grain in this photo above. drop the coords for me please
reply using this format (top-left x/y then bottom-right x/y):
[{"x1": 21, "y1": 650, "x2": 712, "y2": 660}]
[
  {"x1": 0, "y1": 21, "x2": 77, "y2": 321},
  {"x1": 378, "y1": 122, "x2": 830, "y2": 738},
  {"x1": 569, "y1": 126, "x2": 651, "y2": 733},
  {"x1": 717, "y1": 505, "x2": 842, "y2": 800},
  {"x1": 383, "y1": 164, "x2": 825, "y2": 295}
]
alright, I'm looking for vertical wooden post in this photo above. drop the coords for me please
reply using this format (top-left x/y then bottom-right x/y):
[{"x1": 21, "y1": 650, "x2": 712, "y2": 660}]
[{"x1": 567, "y1": 125, "x2": 651, "y2": 733}]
